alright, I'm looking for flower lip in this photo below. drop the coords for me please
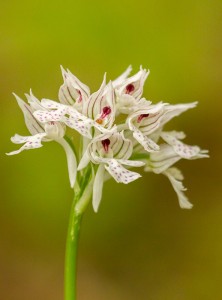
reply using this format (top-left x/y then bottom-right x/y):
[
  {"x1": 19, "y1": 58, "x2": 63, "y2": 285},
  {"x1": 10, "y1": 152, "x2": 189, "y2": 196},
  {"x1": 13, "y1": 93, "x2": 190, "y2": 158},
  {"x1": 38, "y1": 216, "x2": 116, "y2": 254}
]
[
  {"x1": 101, "y1": 139, "x2": 110, "y2": 152},
  {"x1": 125, "y1": 84, "x2": 135, "y2": 94},
  {"x1": 137, "y1": 113, "x2": 149, "y2": 123}
]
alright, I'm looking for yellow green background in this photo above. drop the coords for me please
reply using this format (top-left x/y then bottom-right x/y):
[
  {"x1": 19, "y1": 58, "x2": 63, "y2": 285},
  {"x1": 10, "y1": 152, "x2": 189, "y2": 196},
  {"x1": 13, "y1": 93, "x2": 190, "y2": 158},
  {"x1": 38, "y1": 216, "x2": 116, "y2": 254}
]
[{"x1": 1, "y1": 1, "x2": 221, "y2": 299}]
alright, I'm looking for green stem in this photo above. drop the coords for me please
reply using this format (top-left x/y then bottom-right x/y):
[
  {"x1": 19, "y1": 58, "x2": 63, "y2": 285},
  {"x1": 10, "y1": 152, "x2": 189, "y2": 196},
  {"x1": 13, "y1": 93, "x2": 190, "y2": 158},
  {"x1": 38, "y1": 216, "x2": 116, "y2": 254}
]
[{"x1": 64, "y1": 193, "x2": 82, "y2": 300}]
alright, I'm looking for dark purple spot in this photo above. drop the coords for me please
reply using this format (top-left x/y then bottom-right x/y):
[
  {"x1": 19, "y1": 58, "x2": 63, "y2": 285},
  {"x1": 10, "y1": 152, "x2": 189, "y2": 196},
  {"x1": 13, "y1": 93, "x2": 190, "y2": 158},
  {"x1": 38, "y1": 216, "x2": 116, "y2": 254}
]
[
  {"x1": 101, "y1": 139, "x2": 110, "y2": 153},
  {"x1": 77, "y1": 90, "x2": 82, "y2": 103},
  {"x1": 125, "y1": 84, "x2": 135, "y2": 94},
  {"x1": 96, "y1": 106, "x2": 112, "y2": 124},
  {"x1": 137, "y1": 114, "x2": 149, "y2": 123}
]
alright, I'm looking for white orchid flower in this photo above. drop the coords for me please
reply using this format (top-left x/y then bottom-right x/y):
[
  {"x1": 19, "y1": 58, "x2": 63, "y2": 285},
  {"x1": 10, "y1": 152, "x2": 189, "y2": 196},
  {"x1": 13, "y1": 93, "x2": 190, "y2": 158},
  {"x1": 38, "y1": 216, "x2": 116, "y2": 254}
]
[
  {"x1": 34, "y1": 78, "x2": 116, "y2": 139},
  {"x1": 33, "y1": 98, "x2": 112, "y2": 139},
  {"x1": 127, "y1": 102, "x2": 166, "y2": 152},
  {"x1": 59, "y1": 66, "x2": 90, "y2": 111},
  {"x1": 7, "y1": 92, "x2": 77, "y2": 188},
  {"x1": 59, "y1": 67, "x2": 116, "y2": 130},
  {"x1": 144, "y1": 131, "x2": 209, "y2": 208},
  {"x1": 82, "y1": 80, "x2": 116, "y2": 130},
  {"x1": 114, "y1": 66, "x2": 150, "y2": 114},
  {"x1": 127, "y1": 101, "x2": 198, "y2": 153},
  {"x1": 78, "y1": 130, "x2": 145, "y2": 212}
]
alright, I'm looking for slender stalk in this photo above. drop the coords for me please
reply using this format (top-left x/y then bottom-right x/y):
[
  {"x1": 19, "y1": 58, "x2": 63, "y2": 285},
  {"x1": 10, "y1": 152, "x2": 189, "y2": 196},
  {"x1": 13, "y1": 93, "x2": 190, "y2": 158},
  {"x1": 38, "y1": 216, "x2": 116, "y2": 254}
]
[{"x1": 64, "y1": 193, "x2": 82, "y2": 300}]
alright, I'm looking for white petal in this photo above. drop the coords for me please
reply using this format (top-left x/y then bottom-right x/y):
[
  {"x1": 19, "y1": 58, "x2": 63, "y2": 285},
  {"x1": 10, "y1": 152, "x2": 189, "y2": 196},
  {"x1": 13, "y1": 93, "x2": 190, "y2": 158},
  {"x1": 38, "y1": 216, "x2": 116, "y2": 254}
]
[
  {"x1": 81, "y1": 78, "x2": 116, "y2": 130},
  {"x1": 161, "y1": 132, "x2": 209, "y2": 159},
  {"x1": 33, "y1": 99, "x2": 71, "y2": 123},
  {"x1": 55, "y1": 138, "x2": 77, "y2": 188},
  {"x1": 112, "y1": 65, "x2": 132, "y2": 88},
  {"x1": 163, "y1": 168, "x2": 193, "y2": 209},
  {"x1": 41, "y1": 99, "x2": 63, "y2": 109},
  {"x1": 26, "y1": 90, "x2": 45, "y2": 111},
  {"x1": 13, "y1": 93, "x2": 44, "y2": 135},
  {"x1": 117, "y1": 67, "x2": 150, "y2": 99},
  {"x1": 10, "y1": 134, "x2": 30, "y2": 144},
  {"x1": 59, "y1": 66, "x2": 90, "y2": 106},
  {"x1": 105, "y1": 159, "x2": 142, "y2": 184},
  {"x1": 34, "y1": 101, "x2": 97, "y2": 138},
  {"x1": 82, "y1": 73, "x2": 106, "y2": 119},
  {"x1": 127, "y1": 102, "x2": 166, "y2": 151},
  {"x1": 133, "y1": 130, "x2": 159, "y2": 152},
  {"x1": 112, "y1": 131, "x2": 133, "y2": 160},
  {"x1": 64, "y1": 117, "x2": 92, "y2": 139},
  {"x1": 93, "y1": 164, "x2": 106, "y2": 212},
  {"x1": 67, "y1": 69, "x2": 90, "y2": 97},
  {"x1": 161, "y1": 102, "x2": 198, "y2": 126},
  {"x1": 148, "y1": 157, "x2": 181, "y2": 174},
  {"x1": 44, "y1": 122, "x2": 65, "y2": 139},
  {"x1": 146, "y1": 144, "x2": 181, "y2": 174},
  {"x1": 78, "y1": 150, "x2": 91, "y2": 170},
  {"x1": 117, "y1": 159, "x2": 145, "y2": 167},
  {"x1": 7, "y1": 133, "x2": 47, "y2": 155},
  {"x1": 116, "y1": 94, "x2": 137, "y2": 114},
  {"x1": 33, "y1": 106, "x2": 68, "y2": 123}
]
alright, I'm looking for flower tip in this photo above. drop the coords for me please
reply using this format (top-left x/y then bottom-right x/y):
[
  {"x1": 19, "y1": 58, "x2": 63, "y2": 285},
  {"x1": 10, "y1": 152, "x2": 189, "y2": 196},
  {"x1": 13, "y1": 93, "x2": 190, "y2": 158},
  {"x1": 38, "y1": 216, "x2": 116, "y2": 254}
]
[
  {"x1": 191, "y1": 101, "x2": 198, "y2": 107},
  {"x1": 202, "y1": 150, "x2": 210, "y2": 158},
  {"x1": 60, "y1": 65, "x2": 68, "y2": 78},
  {"x1": 140, "y1": 65, "x2": 150, "y2": 73},
  {"x1": 70, "y1": 181, "x2": 75, "y2": 188},
  {"x1": 107, "y1": 80, "x2": 114, "y2": 90},
  {"x1": 126, "y1": 65, "x2": 133, "y2": 73},
  {"x1": 181, "y1": 202, "x2": 193, "y2": 209},
  {"x1": 93, "y1": 204, "x2": 99, "y2": 213},
  {"x1": 60, "y1": 64, "x2": 65, "y2": 71},
  {"x1": 12, "y1": 92, "x2": 20, "y2": 100}
]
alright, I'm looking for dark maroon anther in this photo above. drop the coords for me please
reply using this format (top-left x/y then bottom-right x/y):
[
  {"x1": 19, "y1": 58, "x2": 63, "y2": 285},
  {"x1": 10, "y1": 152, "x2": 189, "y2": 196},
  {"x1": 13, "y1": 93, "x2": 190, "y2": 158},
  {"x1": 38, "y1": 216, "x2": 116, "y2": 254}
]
[
  {"x1": 100, "y1": 106, "x2": 112, "y2": 119},
  {"x1": 102, "y1": 106, "x2": 111, "y2": 117},
  {"x1": 137, "y1": 114, "x2": 149, "y2": 123},
  {"x1": 101, "y1": 139, "x2": 111, "y2": 152},
  {"x1": 77, "y1": 90, "x2": 82, "y2": 103},
  {"x1": 96, "y1": 106, "x2": 112, "y2": 124},
  {"x1": 125, "y1": 84, "x2": 135, "y2": 94}
]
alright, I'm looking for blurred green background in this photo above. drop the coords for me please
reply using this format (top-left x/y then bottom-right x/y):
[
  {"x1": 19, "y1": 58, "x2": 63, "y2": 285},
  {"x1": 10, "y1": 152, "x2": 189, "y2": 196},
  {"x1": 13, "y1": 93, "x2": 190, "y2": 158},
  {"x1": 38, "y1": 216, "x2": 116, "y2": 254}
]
[{"x1": 0, "y1": 0, "x2": 221, "y2": 299}]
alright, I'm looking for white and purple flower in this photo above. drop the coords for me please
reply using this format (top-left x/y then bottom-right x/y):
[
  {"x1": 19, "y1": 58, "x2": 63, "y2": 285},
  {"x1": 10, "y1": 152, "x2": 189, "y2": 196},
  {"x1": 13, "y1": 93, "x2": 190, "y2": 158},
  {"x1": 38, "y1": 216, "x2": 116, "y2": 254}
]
[{"x1": 7, "y1": 66, "x2": 208, "y2": 212}]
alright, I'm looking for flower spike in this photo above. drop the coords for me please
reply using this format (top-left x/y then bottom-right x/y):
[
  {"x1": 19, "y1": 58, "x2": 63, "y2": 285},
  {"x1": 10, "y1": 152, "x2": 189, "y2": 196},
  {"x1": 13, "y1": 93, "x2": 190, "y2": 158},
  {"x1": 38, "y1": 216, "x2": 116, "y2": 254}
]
[{"x1": 8, "y1": 66, "x2": 208, "y2": 211}]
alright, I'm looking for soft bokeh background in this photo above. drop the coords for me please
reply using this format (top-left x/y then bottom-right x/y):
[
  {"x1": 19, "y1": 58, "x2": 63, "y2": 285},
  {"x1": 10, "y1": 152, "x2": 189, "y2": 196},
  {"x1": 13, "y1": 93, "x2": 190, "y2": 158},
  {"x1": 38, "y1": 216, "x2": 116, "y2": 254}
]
[{"x1": 1, "y1": 1, "x2": 221, "y2": 299}]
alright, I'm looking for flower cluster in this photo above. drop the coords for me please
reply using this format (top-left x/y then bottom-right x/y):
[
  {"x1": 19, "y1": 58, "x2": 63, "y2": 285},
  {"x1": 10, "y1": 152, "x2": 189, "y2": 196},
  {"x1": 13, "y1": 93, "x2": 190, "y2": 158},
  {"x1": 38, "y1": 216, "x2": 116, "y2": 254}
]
[{"x1": 7, "y1": 66, "x2": 208, "y2": 212}]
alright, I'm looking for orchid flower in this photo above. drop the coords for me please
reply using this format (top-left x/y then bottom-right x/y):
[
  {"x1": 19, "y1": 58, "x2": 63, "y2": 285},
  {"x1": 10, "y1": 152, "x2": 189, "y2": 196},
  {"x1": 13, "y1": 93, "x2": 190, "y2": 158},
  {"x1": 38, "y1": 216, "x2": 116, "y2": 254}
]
[
  {"x1": 59, "y1": 66, "x2": 116, "y2": 129},
  {"x1": 82, "y1": 80, "x2": 116, "y2": 129},
  {"x1": 144, "y1": 131, "x2": 209, "y2": 208},
  {"x1": 34, "y1": 77, "x2": 116, "y2": 139},
  {"x1": 127, "y1": 101, "x2": 198, "y2": 153},
  {"x1": 78, "y1": 130, "x2": 145, "y2": 212},
  {"x1": 7, "y1": 92, "x2": 77, "y2": 187},
  {"x1": 113, "y1": 66, "x2": 150, "y2": 114},
  {"x1": 59, "y1": 66, "x2": 90, "y2": 111}
]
